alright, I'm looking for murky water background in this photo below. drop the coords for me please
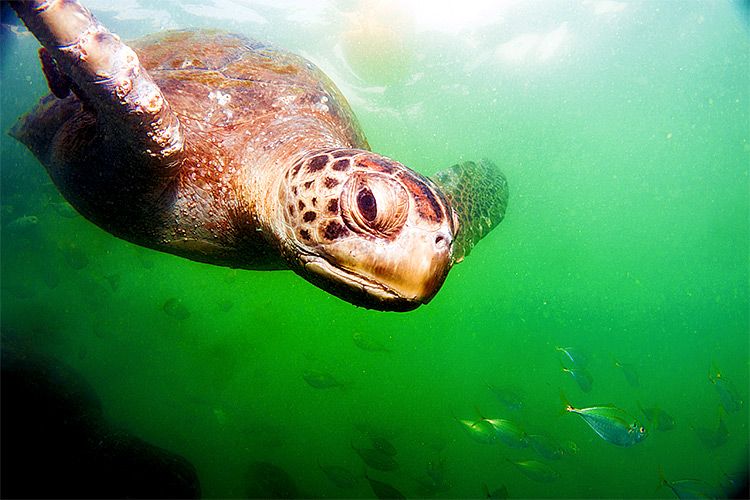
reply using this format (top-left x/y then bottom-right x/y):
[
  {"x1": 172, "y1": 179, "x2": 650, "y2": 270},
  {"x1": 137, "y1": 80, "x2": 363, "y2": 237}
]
[{"x1": 1, "y1": 1, "x2": 748, "y2": 498}]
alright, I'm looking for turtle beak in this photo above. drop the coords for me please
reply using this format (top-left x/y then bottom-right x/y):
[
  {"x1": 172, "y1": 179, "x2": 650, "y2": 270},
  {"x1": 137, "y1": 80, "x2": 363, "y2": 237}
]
[{"x1": 299, "y1": 227, "x2": 454, "y2": 311}]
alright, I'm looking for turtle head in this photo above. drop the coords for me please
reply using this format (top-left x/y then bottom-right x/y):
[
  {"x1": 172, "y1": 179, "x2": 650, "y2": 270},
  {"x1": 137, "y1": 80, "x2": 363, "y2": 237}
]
[{"x1": 277, "y1": 149, "x2": 457, "y2": 311}]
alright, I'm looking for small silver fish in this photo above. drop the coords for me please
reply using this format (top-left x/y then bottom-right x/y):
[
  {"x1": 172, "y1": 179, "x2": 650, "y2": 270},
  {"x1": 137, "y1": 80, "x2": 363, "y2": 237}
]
[
  {"x1": 482, "y1": 482, "x2": 509, "y2": 499},
  {"x1": 556, "y1": 346, "x2": 589, "y2": 368},
  {"x1": 658, "y1": 465, "x2": 720, "y2": 499},
  {"x1": 485, "y1": 417, "x2": 529, "y2": 449},
  {"x1": 352, "y1": 442, "x2": 398, "y2": 471},
  {"x1": 637, "y1": 401, "x2": 675, "y2": 431},
  {"x1": 163, "y1": 297, "x2": 190, "y2": 320},
  {"x1": 488, "y1": 384, "x2": 523, "y2": 410},
  {"x1": 506, "y1": 459, "x2": 560, "y2": 483},
  {"x1": 560, "y1": 388, "x2": 648, "y2": 446},
  {"x1": 709, "y1": 363, "x2": 743, "y2": 413},
  {"x1": 561, "y1": 361, "x2": 594, "y2": 393},
  {"x1": 366, "y1": 474, "x2": 405, "y2": 500},
  {"x1": 352, "y1": 331, "x2": 391, "y2": 352},
  {"x1": 369, "y1": 435, "x2": 397, "y2": 456},
  {"x1": 611, "y1": 354, "x2": 640, "y2": 388},
  {"x1": 455, "y1": 416, "x2": 497, "y2": 444},
  {"x1": 318, "y1": 461, "x2": 357, "y2": 489},
  {"x1": 527, "y1": 433, "x2": 565, "y2": 461},
  {"x1": 302, "y1": 369, "x2": 345, "y2": 389}
]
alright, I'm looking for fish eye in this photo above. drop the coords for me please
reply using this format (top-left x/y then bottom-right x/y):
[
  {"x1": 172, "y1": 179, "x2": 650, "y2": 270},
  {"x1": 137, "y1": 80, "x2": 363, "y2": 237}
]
[{"x1": 356, "y1": 187, "x2": 377, "y2": 221}]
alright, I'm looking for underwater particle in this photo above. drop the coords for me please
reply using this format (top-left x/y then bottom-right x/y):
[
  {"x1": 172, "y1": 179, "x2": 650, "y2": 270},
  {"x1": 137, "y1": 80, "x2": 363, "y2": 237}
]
[{"x1": 163, "y1": 297, "x2": 190, "y2": 320}]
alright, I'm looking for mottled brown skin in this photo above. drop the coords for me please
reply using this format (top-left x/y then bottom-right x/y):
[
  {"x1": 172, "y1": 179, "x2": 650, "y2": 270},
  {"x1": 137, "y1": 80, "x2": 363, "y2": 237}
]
[{"x1": 12, "y1": 28, "x2": 461, "y2": 310}]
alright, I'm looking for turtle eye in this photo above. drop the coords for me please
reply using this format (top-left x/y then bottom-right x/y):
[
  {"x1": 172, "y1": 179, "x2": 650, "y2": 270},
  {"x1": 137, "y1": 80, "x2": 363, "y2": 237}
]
[
  {"x1": 343, "y1": 173, "x2": 408, "y2": 236},
  {"x1": 357, "y1": 187, "x2": 377, "y2": 221}
]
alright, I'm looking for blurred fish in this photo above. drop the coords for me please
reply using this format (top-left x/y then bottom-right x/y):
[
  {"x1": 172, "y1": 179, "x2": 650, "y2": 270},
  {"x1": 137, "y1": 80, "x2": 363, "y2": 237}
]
[
  {"x1": 482, "y1": 482, "x2": 509, "y2": 499},
  {"x1": 709, "y1": 363, "x2": 743, "y2": 413},
  {"x1": 690, "y1": 423, "x2": 721, "y2": 450},
  {"x1": 561, "y1": 361, "x2": 594, "y2": 393},
  {"x1": 302, "y1": 369, "x2": 345, "y2": 389},
  {"x1": 715, "y1": 406, "x2": 729, "y2": 448},
  {"x1": 2, "y1": 283, "x2": 38, "y2": 299},
  {"x1": 413, "y1": 457, "x2": 451, "y2": 496},
  {"x1": 352, "y1": 442, "x2": 398, "y2": 471},
  {"x1": 717, "y1": 462, "x2": 748, "y2": 498},
  {"x1": 611, "y1": 354, "x2": 640, "y2": 388},
  {"x1": 658, "y1": 465, "x2": 719, "y2": 500},
  {"x1": 527, "y1": 433, "x2": 565, "y2": 461},
  {"x1": 352, "y1": 331, "x2": 391, "y2": 352},
  {"x1": 244, "y1": 461, "x2": 298, "y2": 499},
  {"x1": 485, "y1": 417, "x2": 529, "y2": 449},
  {"x1": 369, "y1": 435, "x2": 397, "y2": 456},
  {"x1": 60, "y1": 244, "x2": 89, "y2": 270},
  {"x1": 39, "y1": 263, "x2": 60, "y2": 289},
  {"x1": 50, "y1": 201, "x2": 79, "y2": 218},
  {"x1": 506, "y1": 458, "x2": 560, "y2": 483},
  {"x1": 556, "y1": 345, "x2": 589, "y2": 367},
  {"x1": 135, "y1": 247, "x2": 155, "y2": 269},
  {"x1": 426, "y1": 456, "x2": 449, "y2": 486},
  {"x1": 318, "y1": 461, "x2": 357, "y2": 489},
  {"x1": 637, "y1": 401, "x2": 676, "y2": 431},
  {"x1": 104, "y1": 273, "x2": 121, "y2": 292},
  {"x1": 559, "y1": 388, "x2": 648, "y2": 446},
  {"x1": 562, "y1": 440, "x2": 579, "y2": 455},
  {"x1": 4, "y1": 215, "x2": 38, "y2": 232},
  {"x1": 488, "y1": 384, "x2": 523, "y2": 410},
  {"x1": 365, "y1": 473, "x2": 405, "y2": 499},
  {"x1": 217, "y1": 298, "x2": 233, "y2": 312},
  {"x1": 454, "y1": 414, "x2": 498, "y2": 444},
  {"x1": 163, "y1": 297, "x2": 190, "y2": 320}
]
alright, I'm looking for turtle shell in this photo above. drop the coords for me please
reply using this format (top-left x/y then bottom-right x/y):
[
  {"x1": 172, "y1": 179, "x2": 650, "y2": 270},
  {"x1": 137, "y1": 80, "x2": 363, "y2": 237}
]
[{"x1": 130, "y1": 29, "x2": 368, "y2": 149}]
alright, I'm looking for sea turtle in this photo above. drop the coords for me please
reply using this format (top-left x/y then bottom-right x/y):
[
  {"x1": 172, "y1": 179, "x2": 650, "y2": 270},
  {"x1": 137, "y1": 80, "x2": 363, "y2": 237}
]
[{"x1": 8, "y1": 0, "x2": 508, "y2": 311}]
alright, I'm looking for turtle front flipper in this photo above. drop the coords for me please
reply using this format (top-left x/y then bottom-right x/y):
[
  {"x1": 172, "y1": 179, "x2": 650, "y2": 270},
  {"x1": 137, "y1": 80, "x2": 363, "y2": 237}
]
[
  {"x1": 11, "y1": 0, "x2": 183, "y2": 173},
  {"x1": 431, "y1": 159, "x2": 509, "y2": 263}
]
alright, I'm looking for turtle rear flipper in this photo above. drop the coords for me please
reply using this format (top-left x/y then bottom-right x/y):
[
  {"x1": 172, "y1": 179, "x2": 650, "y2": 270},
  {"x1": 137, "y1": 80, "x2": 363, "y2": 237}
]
[
  {"x1": 432, "y1": 159, "x2": 509, "y2": 262},
  {"x1": 11, "y1": 0, "x2": 183, "y2": 172}
]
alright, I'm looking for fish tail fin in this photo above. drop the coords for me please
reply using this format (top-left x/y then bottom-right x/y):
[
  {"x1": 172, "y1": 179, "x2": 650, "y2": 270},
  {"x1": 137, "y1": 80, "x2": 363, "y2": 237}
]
[
  {"x1": 558, "y1": 387, "x2": 573, "y2": 416},
  {"x1": 657, "y1": 465, "x2": 667, "y2": 491},
  {"x1": 481, "y1": 482, "x2": 490, "y2": 499},
  {"x1": 610, "y1": 353, "x2": 619, "y2": 367},
  {"x1": 474, "y1": 405, "x2": 486, "y2": 420}
]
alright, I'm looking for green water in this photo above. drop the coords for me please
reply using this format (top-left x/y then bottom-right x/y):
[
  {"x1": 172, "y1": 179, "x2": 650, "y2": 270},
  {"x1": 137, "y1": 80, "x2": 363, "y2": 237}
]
[{"x1": 1, "y1": 1, "x2": 748, "y2": 498}]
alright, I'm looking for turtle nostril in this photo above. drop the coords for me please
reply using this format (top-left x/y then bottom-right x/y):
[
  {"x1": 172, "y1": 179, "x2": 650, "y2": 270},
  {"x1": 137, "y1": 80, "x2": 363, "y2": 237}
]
[{"x1": 434, "y1": 233, "x2": 450, "y2": 250}]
